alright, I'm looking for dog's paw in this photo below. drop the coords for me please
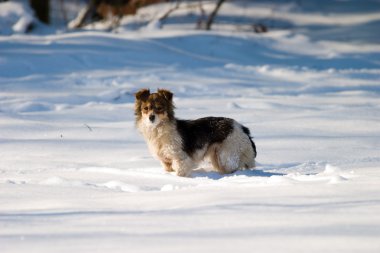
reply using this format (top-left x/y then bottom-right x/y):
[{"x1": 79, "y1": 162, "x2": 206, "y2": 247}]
[
  {"x1": 164, "y1": 166, "x2": 174, "y2": 172},
  {"x1": 162, "y1": 162, "x2": 174, "y2": 172},
  {"x1": 175, "y1": 169, "x2": 191, "y2": 177},
  {"x1": 172, "y1": 159, "x2": 193, "y2": 177}
]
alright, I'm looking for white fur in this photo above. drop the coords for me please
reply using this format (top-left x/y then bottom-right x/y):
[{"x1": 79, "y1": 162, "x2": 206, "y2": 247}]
[
  {"x1": 137, "y1": 113, "x2": 194, "y2": 177},
  {"x1": 137, "y1": 113, "x2": 255, "y2": 177},
  {"x1": 214, "y1": 122, "x2": 256, "y2": 173}
]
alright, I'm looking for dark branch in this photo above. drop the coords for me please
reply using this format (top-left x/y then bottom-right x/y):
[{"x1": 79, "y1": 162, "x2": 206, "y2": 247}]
[{"x1": 205, "y1": 0, "x2": 226, "y2": 30}]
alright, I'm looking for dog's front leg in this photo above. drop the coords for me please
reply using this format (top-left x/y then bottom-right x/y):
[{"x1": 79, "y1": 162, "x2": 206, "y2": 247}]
[
  {"x1": 161, "y1": 160, "x2": 174, "y2": 172},
  {"x1": 172, "y1": 158, "x2": 194, "y2": 177}
]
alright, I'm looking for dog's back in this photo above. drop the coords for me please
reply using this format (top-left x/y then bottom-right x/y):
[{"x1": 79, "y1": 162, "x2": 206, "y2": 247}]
[
  {"x1": 176, "y1": 117, "x2": 234, "y2": 156},
  {"x1": 176, "y1": 117, "x2": 256, "y2": 174}
]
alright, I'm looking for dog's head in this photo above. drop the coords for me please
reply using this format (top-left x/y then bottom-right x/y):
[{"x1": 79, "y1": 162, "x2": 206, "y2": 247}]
[{"x1": 134, "y1": 88, "x2": 175, "y2": 126}]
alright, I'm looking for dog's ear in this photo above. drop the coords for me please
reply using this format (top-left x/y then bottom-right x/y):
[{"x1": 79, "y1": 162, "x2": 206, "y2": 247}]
[
  {"x1": 157, "y1": 89, "x2": 173, "y2": 101},
  {"x1": 135, "y1": 89, "x2": 150, "y2": 101}
]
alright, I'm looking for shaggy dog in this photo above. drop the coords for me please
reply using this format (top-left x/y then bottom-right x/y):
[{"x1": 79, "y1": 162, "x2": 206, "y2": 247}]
[{"x1": 135, "y1": 88, "x2": 257, "y2": 177}]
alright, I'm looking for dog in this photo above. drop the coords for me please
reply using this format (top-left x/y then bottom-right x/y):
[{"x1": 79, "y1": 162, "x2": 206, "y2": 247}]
[{"x1": 134, "y1": 88, "x2": 257, "y2": 177}]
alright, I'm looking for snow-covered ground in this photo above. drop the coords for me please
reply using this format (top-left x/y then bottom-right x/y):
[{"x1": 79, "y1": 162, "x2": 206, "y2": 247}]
[{"x1": 1, "y1": 1, "x2": 380, "y2": 252}]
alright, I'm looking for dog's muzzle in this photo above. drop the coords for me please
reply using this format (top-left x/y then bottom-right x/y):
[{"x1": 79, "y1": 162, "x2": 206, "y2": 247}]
[{"x1": 149, "y1": 114, "x2": 155, "y2": 123}]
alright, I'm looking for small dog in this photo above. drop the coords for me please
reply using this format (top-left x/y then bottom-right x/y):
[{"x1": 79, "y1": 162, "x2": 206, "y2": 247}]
[{"x1": 135, "y1": 88, "x2": 257, "y2": 177}]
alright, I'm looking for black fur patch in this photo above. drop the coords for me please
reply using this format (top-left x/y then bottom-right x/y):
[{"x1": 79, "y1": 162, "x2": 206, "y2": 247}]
[
  {"x1": 176, "y1": 117, "x2": 234, "y2": 156},
  {"x1": 241, "y1": 125, "x2": 257, "y2": 158}
]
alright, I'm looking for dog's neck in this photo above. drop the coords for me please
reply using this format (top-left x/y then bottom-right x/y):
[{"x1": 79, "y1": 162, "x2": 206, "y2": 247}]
[
  {"x1": 138, "y1": 119, "x2": 176, "y2": 142},
  {"x1": 137, "y1": 119, "x2": 180, "y2": 160}
]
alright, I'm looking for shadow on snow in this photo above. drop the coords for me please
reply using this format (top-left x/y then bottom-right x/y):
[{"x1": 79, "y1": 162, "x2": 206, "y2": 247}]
[{"x1": 192, "y1": 168, "x2": 285, "y2": 180}]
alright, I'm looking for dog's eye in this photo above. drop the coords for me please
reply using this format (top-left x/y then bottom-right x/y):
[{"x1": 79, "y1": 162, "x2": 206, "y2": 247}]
[
  {"x1": 143, "y1": 106, "x2": 149, "y2": 111},
  {"x1": 156, "y1": 106, "x2": 163, "y2": 111}
]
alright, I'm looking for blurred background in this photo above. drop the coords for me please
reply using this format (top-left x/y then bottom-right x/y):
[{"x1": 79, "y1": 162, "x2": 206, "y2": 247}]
[{"x1": 1, "y1": 0, "x2": 379, "y2": 43}]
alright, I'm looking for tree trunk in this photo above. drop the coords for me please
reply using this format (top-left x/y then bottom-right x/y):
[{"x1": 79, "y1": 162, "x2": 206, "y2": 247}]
[
  {"x1": 205, "y1": 0, "x2": 226, "y2": 30},
  {"x1": 69, "y1": 0, "x2": 101, "y2": 29},
  {"x1": 29, "y1": 0, "x2": 50, "y2": 24}
]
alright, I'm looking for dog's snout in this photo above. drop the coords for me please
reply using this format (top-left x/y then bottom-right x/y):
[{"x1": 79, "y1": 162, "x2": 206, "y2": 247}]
[{"x1": 149, "y1": 114, "x2": 155, "y2": 122}]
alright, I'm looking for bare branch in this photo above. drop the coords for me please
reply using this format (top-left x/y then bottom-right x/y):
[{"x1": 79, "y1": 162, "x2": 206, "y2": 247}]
[
  {"x1": 158, "y1": 0, "x2": 181, "y2": 22},
  {"x1": 205, "y1": 0, "x2": 226, "y2": 30}
]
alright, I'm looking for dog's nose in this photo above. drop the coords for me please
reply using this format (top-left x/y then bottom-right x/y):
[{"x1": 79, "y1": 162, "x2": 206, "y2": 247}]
[{"x1": 149, "y1": 114, "x2": 155, "y2": 122}]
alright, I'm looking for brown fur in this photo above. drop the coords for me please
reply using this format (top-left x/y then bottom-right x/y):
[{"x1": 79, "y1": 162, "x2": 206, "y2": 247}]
[
  {"x1": 135, "y1": 88, "x2": 256, "y2": 177},
  {"x1": 97, "y1": 0, "x2": 166, "y2": 18},
  {"x1": 135, "y1": 89, "x2": 175, "y2": 123}
]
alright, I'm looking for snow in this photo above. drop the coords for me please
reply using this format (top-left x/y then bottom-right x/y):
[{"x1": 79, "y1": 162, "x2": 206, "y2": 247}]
[
  {"x1": 0, "y1": 1, "x2": 35, "y2": 35},
  {"x1": 1, "y1": 0, "x2": 380, "y2": 252}
]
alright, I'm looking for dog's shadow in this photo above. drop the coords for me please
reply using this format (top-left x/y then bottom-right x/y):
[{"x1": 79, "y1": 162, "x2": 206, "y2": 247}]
[{"x1": 192, "y1": 168, "x2": 285, "y2": 180}]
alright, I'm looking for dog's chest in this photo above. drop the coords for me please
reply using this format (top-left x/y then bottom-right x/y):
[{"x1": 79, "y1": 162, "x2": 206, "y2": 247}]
[{"x1": 140, "y1": 124, "x2": 181, "y2": 160}]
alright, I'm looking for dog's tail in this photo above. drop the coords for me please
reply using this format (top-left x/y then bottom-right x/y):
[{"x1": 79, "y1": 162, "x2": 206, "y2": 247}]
[{"x1": 241, "y1": 125, "x2": 257, "y2": 158}]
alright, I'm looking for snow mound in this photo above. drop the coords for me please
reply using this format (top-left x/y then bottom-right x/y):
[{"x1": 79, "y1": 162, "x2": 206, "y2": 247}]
[
  {"x1": 100, "y1": 181, "x2": 141, "y2": 192},
  {"x1": 0, "y1": 2, "x2": 35, "y2": 35},
  {"x1": 97, "y1": 89, "x2": 134, "y2": 103},
  {"x1": 143, "y1": 19, "x2": 162, "y2": 31},
  {"x1": 317, "y1": 164, "x2": 349, "y2": 184},
  {"x1": 285, "y1": 164, "x2": 350, "y2": 184},
  {"x1": 40, "y1": 177, "x2": 141, "y2": 192},
  {"x1": 13, "y1": 102, "x2": 54, "y2": 113}
]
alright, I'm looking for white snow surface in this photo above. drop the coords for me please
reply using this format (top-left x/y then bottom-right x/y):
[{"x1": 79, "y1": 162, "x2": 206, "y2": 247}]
[
  {"x1": 1, "y1": 1, "x2": 380, "y2": 252},
  {"x1": 0, "y1": 1, "x2": 35, "y2": 35}
]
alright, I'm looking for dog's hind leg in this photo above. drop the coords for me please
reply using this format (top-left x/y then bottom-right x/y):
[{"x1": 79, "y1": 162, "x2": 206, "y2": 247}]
[
  {"x1": 239, "y1": 147, "x2": 256, "y2": 169},
  {"x1": 208, "y1": 145, "x2": 229, "y2": 174},
  {"x1": 217, "y1": 150, "x2": 240, "y2": 174},
  {"x1": 211, "y1": 124, "x2": 255, "y2": 174}
]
